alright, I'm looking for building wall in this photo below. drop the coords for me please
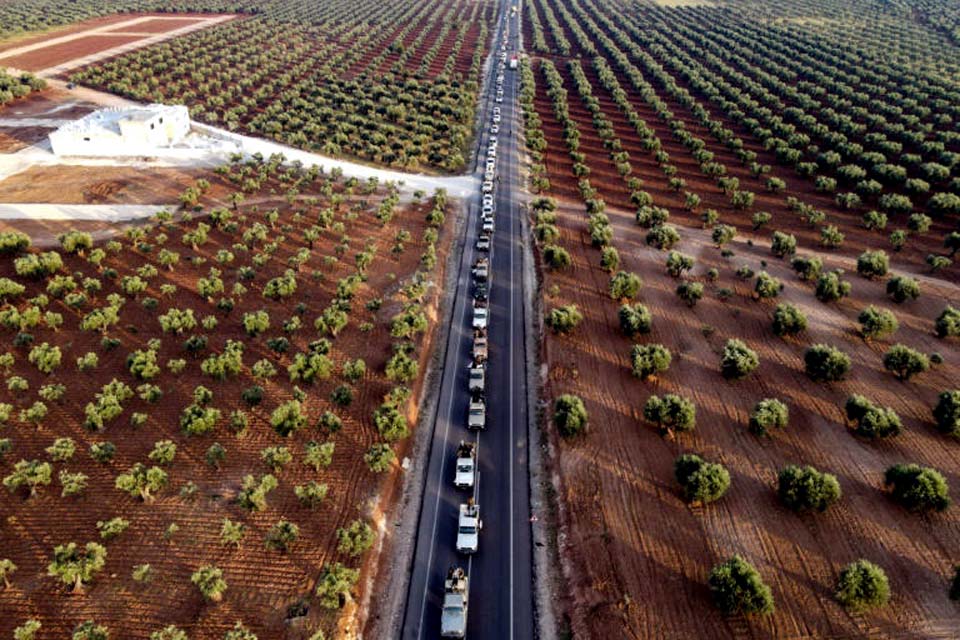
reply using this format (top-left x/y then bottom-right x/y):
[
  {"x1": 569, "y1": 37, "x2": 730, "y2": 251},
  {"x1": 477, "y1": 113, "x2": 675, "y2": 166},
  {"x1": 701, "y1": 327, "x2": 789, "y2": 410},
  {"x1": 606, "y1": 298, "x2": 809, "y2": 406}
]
[{"x1": 49, "y1": 105, "x2": 191, "y2": 156}]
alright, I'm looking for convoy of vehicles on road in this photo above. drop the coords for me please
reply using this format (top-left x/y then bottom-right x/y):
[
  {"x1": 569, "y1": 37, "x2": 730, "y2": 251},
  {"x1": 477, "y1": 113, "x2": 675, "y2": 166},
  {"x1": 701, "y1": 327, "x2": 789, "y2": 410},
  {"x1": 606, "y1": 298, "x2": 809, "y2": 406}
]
[{"x1": 441, "y1": 11, "x2": 517, "y2": 637}]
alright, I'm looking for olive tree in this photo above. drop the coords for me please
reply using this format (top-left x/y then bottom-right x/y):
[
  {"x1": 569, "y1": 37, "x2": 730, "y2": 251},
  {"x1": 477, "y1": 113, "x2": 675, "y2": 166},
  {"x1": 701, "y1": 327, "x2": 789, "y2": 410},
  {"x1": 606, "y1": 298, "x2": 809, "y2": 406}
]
[
  {"x1": 219, "y1": 519, "x2": 246, "y2": 548},
  {"x1": 720, "y1": 339, "x2": 758, "y2": 380},
  {"x1": 749, "y1": 399, "x2": 789, "y2": 435},
  {"x1": 933, "y1": 390, "x2": 960, "y2": 437},
  {"x1": 265, "y1": 519, "x2": 299, "y2": 552},
  {"x1": 886, "y1": 275, "x2": 920, "y2": 303},
  {"x1": 845, "y1": 395, "x2": 902, "y2": 438},
  {"x1": 336, "y1": 520, "x2": 375, "y2": 557},
  {"x1": 772, "y1": 303, "x2": 807, "y2": 337},
  {"x1": 47, "y1": 542, "x2": 107, "y2": 593},
  {"x1": 777, "y1": 465, "x2": 841, "y2": 512},
  {"x1": 644, "y1": 394, "x2": 696, "y2": 435},
  {"x1": 883, "y1": 344, "x2": 929, "y2": 381},
  {"x1": 936, "y1": 306, "x2": 960, "y2": 338},
  {"x1": 545, "y1": 305, "x2": 583, "y2": 335},
  {"x1": 191, "y1": 565, "x2": 227, "y2": 601},
  {"x1": 3, "y1": 459, "x2": 52, "y2": 498},
  {"x1": 836, "y1": 560, "x2": 890, "y2": 611},
  {"x1": 0, "y1": 558, "x2": 16, "y2": 589},
  {"x1": 554, "y1": 394, "x2": 588, "y2": 437},
  {"x1": 815, "y1": 270, "x2": 851, "y2": 303},
  {"x1": 315, "y1": 562, "x2": 359, "y2": 609},
  {"x1": 115, "y1": 463, "x2": 167, "y2": 501},
  {"x1": 674, "y1": 454, "x2": 729, "y2": 504},
  {"x1": 708, "y1": 555, "x2": 774, "y2": 616},
  {"x1": 665, "y1": 251, "x2": 694, "y2": 277},
  {"x1": 884, "y1": 463, "x2": 950, "y2": 512},
  {"x1": 608, "y1": 271, "x2": 642, "y2": 301},
  {"x1": 619, "y1": 303, "x2": 651, "y2": 337},
  {"x1": 631, "y1": 344, "x2": 671, "y2": 380},
  {"x1": 858, "y1": 306, "x2": 898, "y2": 340},
  {"x1": 804, "y1": 344, "x2": 851, "y2": 382},
  {"x1": 857, "y1": 250, "x2": 889, "y2": 279},
  {"x1": 270, "y1": 400, "x2": 307, "y2": 437}
]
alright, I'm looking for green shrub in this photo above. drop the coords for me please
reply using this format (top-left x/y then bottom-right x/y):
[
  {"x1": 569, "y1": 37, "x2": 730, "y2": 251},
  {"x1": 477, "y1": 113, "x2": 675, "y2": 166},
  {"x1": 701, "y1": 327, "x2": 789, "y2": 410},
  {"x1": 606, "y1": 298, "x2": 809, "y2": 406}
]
[
  {"x1": 933, "y1": 390, "x2": 960, "y2": 437},
  {"x1": 772, "y1": 303, "x2": 807, "y2": 337},
  {"x1": 631, "y1": 344, "x2": 671, "y2": 380},
  {"x1": 882, "y1": 344, "x2": 929, "y2": 381},
  {"x1": 545, "y1": 305, "x2": 583, "y2": 334},
  {"x1": 857, "y1": 250, "x2": 889, "y2": 279},
  {"x1": 858, "y1": 306, "x2": 898, "y2": 340},
  {"x1": 674, "y1": 454, "x2": 729, "y2": 504},
  {"x1": 835, "y1": 560, "x2": 890, "y2": 611},
  {"x1": 720, "y1": 339, "x2": 758, "y2": 380},
  {"x1": 815, "y1": 270, "x2": 851, "y2": 303},
  {"x1": 804, "y1": 344, "x2": 851, "y2": 382},
  {"x1": 749, "y1": 399, "x2": 789, "y2": 435},
  {"x1": 935, "y1": 306, "x2": 960, "y2": 338},
  {"x1": 608, "y1": 271, "x2": 642, "y2": 301},
  {"x1": 554, "y1": 395, "x2": 588, "y2": 437},
  {"x1": 884, "y1": 463, "x2": 950, "y2": 512},
  {"x1": 886, "y1": 275, "x2": 920, "y2": 303},
  {"x1": 644, "y1": 394, "x2": 696, "y2": 435},
  {"x1": 619, "y1": 304, "x2": 651, "y2": 337},
  {"x1": 777, "y1": 465, "x2": 841, "y2": 512},
  {"x1": 708, "y1": 556, "x2": 774, "y2": 616}
]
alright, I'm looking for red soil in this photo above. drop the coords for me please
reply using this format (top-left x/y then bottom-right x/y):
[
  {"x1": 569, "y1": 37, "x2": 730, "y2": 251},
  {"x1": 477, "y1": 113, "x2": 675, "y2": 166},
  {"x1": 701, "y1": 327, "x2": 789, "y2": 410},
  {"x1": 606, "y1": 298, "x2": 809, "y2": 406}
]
[
  {"x1": 0, "y1": 166, "x2": 454, "y2": 638},
  {"x1": 0, "y1": 35, "x2": 148, "y2": 71},
  {"x1": 528, "y1": 9, "x2": 960, "y2": 640}
]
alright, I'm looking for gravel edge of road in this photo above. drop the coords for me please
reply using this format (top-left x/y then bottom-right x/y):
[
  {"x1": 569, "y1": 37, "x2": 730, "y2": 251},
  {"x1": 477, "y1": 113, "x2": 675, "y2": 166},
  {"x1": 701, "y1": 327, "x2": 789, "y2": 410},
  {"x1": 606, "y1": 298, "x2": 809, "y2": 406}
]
[
  {"x1": 363, "y1": 196, "x2": 469, "y2": 639},
  {"x1": 517, "y1": 140, "x2": 561, "y2": 640}
]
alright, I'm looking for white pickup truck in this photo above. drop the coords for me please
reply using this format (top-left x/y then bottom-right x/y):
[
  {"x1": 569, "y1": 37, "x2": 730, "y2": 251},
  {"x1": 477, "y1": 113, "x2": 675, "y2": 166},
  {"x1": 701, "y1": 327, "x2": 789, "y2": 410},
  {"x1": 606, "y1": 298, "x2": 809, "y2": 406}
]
[
  {"x1": 467, "y1": 392, "x2": 486, "y2": 431},
  {"x1": 441, "y1": 566, "x2": 469, "y2": 638},
  {"x1": 456, "y1": 502, "x2": 482, "y2": 554},
  {"x1": 454, "y1": 441, "x2": 476, "y2": 489}
]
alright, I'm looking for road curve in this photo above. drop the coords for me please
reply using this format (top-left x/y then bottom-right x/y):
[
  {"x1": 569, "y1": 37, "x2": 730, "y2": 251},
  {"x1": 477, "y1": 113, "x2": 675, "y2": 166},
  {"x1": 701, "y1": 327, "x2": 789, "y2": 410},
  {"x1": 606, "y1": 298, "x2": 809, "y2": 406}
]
[{"x1": 399, "y1": 0, "x2": 535, "y2": 638}]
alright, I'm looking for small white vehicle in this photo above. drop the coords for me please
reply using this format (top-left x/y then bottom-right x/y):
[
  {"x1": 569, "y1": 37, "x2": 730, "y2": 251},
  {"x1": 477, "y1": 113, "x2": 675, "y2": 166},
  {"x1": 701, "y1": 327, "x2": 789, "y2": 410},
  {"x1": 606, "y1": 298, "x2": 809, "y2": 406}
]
[
  {"x1": 472, "y1": 305, "x2": 488, "y2": 331},
  {"x1": 485, "y1": 160, "x2": 495, "y2": 173},
  {"x1": 482, "y1": 219, "x2": 494, "y2": 234},
  {"x1": 482, "y1": 194, "x2": 494, "y2": 207},
  {"x1": 468, "y1": 365, "x2": 485, "y2": 393},
  {"x1": 441, "y1": 567, "x2": 469, "y2": 638},
  {"x1": 482, "y1": 180, "x2": 493, "y2": 193},
  {"x1": 490, "y1": 124, "x2": 500, "y2": 134},
  {"x1": 487, "y1": 147, "x2": 497, "y2": 158},
  {"x1": 481, "y1": 203, "x2": 494, "y2": 215},
  {"x1": 468, "y1": 393, "x2": 486, "y2": 431},
  {"x1": 476, "y1": 233, "x2": 491, "y2": 251},
  {"x1": 457, "y1": 502, "x2": 482, "y2": 554},
  {"x1": 454, "y1": 441, "x2": 477, "y2": 488},
  {"x1": 495, "y1": 95, "x2": 503, "y2": 103},
  {"x1": 492, "y1": 113, "x2": 501, "y2": 123}
]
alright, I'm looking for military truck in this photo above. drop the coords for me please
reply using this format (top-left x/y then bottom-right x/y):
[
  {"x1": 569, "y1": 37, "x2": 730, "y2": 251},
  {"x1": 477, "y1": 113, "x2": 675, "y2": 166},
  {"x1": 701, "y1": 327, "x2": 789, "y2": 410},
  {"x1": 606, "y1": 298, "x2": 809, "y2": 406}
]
[
  {"x1": 454, "y1": 441, "x2": 476, "y2": 489},
  {"x1": 440, "y1": 566, "x2": 469, "y2": 638},
  {"x1": 456, "y1": 502, "x2": 482, "y2": 554},
  {"x1": 467, "y1": 391, "x2": 486, "y2": 431}
]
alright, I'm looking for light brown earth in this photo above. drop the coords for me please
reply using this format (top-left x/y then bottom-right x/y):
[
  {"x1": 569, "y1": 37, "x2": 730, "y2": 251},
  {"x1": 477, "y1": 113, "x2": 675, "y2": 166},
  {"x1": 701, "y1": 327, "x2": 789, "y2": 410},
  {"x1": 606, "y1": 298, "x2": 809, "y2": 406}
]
[
  {"x1": 0, "y1": 165, "x2": 208, "y2": 205},
  {"x1": 0, "y1": 35, "x2": 148, "y2": 72},
  {"x1": 0, "y1": 163, "x2": 455, "y2": 638}
]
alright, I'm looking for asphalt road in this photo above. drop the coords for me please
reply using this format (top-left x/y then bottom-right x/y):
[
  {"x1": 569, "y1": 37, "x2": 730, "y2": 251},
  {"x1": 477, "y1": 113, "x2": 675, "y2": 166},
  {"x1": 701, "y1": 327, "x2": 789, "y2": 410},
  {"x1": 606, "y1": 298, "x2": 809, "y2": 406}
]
[{"x1": 399, "y1": 1, "x2": 534, "y2": 638}]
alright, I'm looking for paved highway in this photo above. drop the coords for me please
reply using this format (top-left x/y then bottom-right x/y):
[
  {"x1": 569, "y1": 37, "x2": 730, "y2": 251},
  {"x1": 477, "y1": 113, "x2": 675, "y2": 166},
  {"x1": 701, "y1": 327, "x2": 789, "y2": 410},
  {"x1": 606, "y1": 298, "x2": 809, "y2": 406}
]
[{"x1": 399, "y1": 1, "x2": 534, "y2": 638}]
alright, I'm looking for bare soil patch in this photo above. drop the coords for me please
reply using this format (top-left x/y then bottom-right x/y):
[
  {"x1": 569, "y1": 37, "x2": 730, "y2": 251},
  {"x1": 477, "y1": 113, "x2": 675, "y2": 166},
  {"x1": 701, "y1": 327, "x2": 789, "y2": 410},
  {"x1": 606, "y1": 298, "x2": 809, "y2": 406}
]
[
  {"x1": 0, "y1": 165, "x2": 206, "y2": 205},
  {"x1": 0, "y1": 35, "x2": 147, "y2": 71}
]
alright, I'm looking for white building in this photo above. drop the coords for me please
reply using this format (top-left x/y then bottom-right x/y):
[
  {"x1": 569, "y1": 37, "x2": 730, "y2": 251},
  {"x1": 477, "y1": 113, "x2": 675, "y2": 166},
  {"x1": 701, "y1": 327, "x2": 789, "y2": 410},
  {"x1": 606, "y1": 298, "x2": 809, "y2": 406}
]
[{"x1": 49, "y1": 104, "x2": 190, "y2": 156}]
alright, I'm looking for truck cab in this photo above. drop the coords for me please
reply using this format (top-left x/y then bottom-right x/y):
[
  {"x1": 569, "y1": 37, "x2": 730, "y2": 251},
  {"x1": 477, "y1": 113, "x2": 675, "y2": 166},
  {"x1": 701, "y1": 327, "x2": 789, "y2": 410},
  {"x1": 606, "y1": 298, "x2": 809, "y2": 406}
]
[
  {"x1": 456, "y1": 502, "x2": 482, "y2": 554},
  {"x1": 454, "y1": 441, "x2": 476, "y2": 489},
  {"x1": 441, "y1": 566, "x2": 469, "y2": 638},
  {"x1": 468, "y1": 365, "x2": 485, "y2": 393},
  {"x1": 467, "y1": 391, "x2": 486, "y2": 431}
]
